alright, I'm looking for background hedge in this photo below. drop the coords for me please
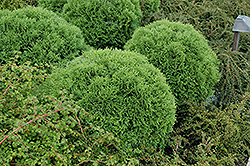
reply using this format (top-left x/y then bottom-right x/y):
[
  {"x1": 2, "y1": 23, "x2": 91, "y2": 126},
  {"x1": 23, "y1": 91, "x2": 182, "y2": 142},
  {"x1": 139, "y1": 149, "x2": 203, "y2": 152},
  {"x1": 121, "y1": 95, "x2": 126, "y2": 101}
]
[
  {"x1": 61, "y1": 0, "x2": 142, "y2": 49},
  {"x1": 44, "y1": 48, "x2": 176, "y2": 153},
  {"x1": 0, "y1": 6, "x2": 89, "y2": 70},
  {"x1": 38, "y1": 0, "x2": 67, "y2": 14}
]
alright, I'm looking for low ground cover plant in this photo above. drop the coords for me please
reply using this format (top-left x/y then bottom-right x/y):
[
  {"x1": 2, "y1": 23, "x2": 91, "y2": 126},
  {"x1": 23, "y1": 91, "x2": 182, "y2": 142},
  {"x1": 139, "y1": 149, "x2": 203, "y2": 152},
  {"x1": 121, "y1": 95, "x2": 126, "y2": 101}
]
[
  {"x1": 0, "y1": 6, "x2": 90, "y2": 71},
  {"x1": 164, "y1": 96, "x2": 250, "y2": 165},
  {"x1": 0, "y1": 56, "x2": 139, "y2": 165},
  {"x1": 44, "y1": 48, "x2": 176, "y2": 154}
]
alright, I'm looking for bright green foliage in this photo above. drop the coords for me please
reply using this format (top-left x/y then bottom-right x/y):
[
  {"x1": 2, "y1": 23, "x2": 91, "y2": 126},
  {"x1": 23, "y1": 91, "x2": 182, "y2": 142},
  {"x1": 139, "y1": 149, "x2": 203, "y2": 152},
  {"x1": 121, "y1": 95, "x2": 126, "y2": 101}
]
[
  {"x1": 38, "y1": 0, "x2": 67, "y2": 14},
  {"x1": 62, "y1": 0, "x2": 142, "y2": 49},
  {"x1": 0, "y1": 6, "x2": 89, "y2": 69},
  {"x1": 125, "y1": 19, "x2": 220, "y2": 106},
  {"x1": 0, "y1": 56, "x2": 139, "y2": 165},
  {"x1": 44, "y1": 49, "x2": 176, "y2": 152}
]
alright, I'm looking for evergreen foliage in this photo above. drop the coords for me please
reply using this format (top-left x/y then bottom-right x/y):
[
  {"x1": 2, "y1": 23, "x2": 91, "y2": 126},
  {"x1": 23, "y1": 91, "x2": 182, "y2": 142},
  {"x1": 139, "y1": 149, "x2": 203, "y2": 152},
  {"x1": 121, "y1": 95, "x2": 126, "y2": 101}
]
[
  {"x1": 0, "y1": 6, "x2": 89, "y2": 70},
  {"x1": 38, "y1": 0, "x2": 67, "y2": 14},
  {"x1": 140, "y1": 0, "x2": 160, "y2": 13},
  {"x1": 0, "y1": 0, "x2": 38, "y2": 11},
  {"x1": 157, "y1": 0, "x2": 250, "y2": 108},
  {"x1": 139, "y1": 0, "x2": 160, "y2": 26},
  {"x1": 44, "y1": 49, "x2": 176, "y2": 153},
  {"x1": 216, "y1": 51, "x2": 250, "y2": 109},
  {"x1": 0, "y1": 56, "x2": 139, "y2": 165},
  {"x1": 164, "y1": 97, "x2": 250, "y2": 165},
  {"x1": 125, "y1": 19, "x2": 220, "y2": 107},
  {"x1": 61, "y1": 0, "x2": 142, "y2": 49}
]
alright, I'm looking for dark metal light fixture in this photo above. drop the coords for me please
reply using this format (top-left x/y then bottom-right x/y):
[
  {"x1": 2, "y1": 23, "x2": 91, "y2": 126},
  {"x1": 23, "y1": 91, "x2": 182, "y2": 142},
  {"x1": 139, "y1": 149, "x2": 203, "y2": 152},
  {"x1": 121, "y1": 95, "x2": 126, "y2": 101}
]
[{"x1": 232, "y1": 15, "x2": 250, "y2": 51}]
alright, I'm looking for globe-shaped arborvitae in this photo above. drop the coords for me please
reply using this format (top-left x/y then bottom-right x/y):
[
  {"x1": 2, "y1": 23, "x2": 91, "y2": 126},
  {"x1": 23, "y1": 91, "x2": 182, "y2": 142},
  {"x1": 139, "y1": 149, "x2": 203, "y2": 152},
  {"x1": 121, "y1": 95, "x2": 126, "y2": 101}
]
[
  {"x1": 0, "y1": 6, "x2": 89, "y2": 69},
  {"x1": 125, "y1": 19, "x2": 220, "y2": 106},
  {"x1": 44, "y1": 49, "x2": 176, "y2": 152},
  {"x1": 61, "y1": 0, "x2": 142, "y2": 49}
]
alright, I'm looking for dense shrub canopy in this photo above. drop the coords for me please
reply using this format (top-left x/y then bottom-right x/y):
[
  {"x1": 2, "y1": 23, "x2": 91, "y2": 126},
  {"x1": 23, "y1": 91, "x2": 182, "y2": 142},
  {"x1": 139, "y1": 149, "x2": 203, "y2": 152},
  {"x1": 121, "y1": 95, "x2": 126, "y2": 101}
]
[
  {"x1": 38, "y1": 0, "x2": 67, "y2": 14},
  {"x1": 61, "y1": 0, "x2": 142, "y2": 49},
  {"x1": 0, "y1": 56, "x2": 138, "y2": 165},
  {"x1": 125, "y1": 19, "x2": 220, "y2": 106},
  {"x1": 0, "y1": 6, "x2": 89, "y2": 69},
  {"x1": 140, "y1": 0, "x2": 160, "y2": 12},
  {"x1": 0, "y1": 0, "x2": 38, "y2": 11},
  {"x1": 44, "y1": 49, "x2": 176, "y2": 152},
  {"x1": 139, "y1": 0, "x2": 160, "y2": 26}
]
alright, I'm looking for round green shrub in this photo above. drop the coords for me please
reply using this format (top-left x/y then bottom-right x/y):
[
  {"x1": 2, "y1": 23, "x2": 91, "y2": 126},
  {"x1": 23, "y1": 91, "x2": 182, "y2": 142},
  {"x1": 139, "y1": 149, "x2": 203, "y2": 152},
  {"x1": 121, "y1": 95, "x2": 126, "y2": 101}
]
[
  {"x1": 0, "y1": 6, "x2": 89, "y2": 69},
  {"x1": 125, "y1": 19, "x2": 220, "y2": 106},
  {"x1": 44, "y1": 48, "x2": 176, "y2": 152},
  {"x1": 61, "y1": 0, "x2": 142, "y2": 49},
  {"x1": 0, "y1": 56, "x2": 138, "y2": 165},
  {"x1": 38, "y1": 0, "x2": 67, "y2": 14}
]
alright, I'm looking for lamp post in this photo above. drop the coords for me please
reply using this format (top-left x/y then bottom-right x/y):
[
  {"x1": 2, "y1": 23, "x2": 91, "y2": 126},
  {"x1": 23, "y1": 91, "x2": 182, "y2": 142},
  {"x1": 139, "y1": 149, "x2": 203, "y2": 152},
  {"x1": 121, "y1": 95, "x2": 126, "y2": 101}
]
[{"x1": 232, "y1": 15, "x2": 250, "y2": 51}]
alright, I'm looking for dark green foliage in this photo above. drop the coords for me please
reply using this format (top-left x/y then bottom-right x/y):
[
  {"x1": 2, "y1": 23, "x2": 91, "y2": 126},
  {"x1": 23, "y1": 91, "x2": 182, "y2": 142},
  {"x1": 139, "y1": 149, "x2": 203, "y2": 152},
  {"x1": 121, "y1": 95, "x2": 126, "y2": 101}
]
[
  {"x1": 0, "y1": 6, "x2": 89, "y2": 70},
  {"x1": 139, "y1": 0, "x2": 161, "y2": 26},
  {"x1": 164, "y1": 97, "x2": 250, "y2": 165},
  {"x1": 158, "y1": 0, "x2": 250, "y2": 55},
  {"x1": 215, "y1": 51, "x2": 250, "y2": 109},
  {"x1": 140, "y1": 0, "x2": 160, "y2": 13},
  {"x1": 44, "y1": 49, "x2": 176, "y2": 153},
  {"x1": 125, "y1": 19, "x2": 220, "y2": 107},
  {"x1": 38, "y1": 0, "x2": 67, "y2": 14},
  {"x1": 61, "y1": 0, "x2": 142, "y2": 49},
  {"x1": 0, "y1": 0, "x2": 38, "y2": 11},
  {"x1": 0, "y1": 56, "x2": 139, "y2": 165}
]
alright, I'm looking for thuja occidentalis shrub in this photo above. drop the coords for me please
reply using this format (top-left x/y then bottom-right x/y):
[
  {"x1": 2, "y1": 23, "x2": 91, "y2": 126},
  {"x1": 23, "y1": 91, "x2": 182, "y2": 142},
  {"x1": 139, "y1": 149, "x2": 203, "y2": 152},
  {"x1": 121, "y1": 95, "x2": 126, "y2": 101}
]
[
  {"x1": 0, "y1": 6, "x2": 90, "y2": 71},
  {"x1": 0, "y1": 56, "x2": 139, "y2": 165},
  {"x1": 125, "y1": 19, "x2": 220, "y2": 109},
  {"x1": 61, "y1": 0, "x2": 142, "y2": 49},
  {"x1": 44, "y1": 48, "x2": 176, "y2": 154}
]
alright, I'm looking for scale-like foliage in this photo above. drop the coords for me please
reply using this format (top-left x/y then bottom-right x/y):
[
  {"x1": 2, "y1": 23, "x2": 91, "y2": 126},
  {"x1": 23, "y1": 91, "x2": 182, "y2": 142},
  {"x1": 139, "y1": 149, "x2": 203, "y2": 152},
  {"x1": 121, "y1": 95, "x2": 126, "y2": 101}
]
[
  {"x1": 61, "y1": 0, "x2": 142, "y2": 49},
  {"x1": 38, "y1": 0, "x2": 67, "y2": 14},
  {"x1": 0, "y1": 56, "x2": 138, "y2": 165},
  {"x1": 0, "y1": 6, "x2": 89, "y2": 70},
  {"x1": 44, "y1": 49, "x2": 176, "y2": 153},
  {"x1": 125, "y1": 19, "x2": 220, "y2": 107}
]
